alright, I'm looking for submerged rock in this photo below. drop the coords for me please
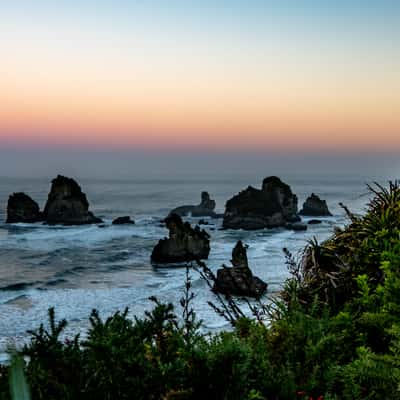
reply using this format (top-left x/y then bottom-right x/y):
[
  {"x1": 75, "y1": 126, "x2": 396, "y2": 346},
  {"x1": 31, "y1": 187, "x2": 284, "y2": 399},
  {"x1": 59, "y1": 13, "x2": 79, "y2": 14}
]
[
  {"x1": 213, "y1": 241, "x2": 267, "y2": 298},
  {"x1": 286, "y1": 222, "x2": 308, "y2": 231},
  {"x1": 299, "y1": 193, "x2": 332, "y2": 216},
  {"x1": 151, "y1": 213, "x2": 210, "y2": 264},
  {"x1": 308, "y1": 219, "x2": 322, "y2": 225},
  {"x1": 43, "y1": 175, "x2": 102, "y2": 225},
  {"x1": 222, "y1": 176, "x2": 300, "y2": 230},
  {"x1": 112, "y1": 216, "x2": 135, "y2": 225},
  {"x1": 170, "y1": 192, "x2": 217, "y2": 217},
  {"x1": 6, "y1": 192, "x2": 43, "y2": 223}
]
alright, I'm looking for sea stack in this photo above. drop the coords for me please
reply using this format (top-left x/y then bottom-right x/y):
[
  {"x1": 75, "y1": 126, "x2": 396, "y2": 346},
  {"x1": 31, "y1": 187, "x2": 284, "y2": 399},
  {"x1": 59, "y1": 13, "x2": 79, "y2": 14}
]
[
  {"x1": 213, "y1": 241, "x2": 267, "y2": 298},
  {"x1": 6, "y1": 193, "x2": 44, "y2": 223},
  {"x1": 151, "y1": 213, "x2": 210, "y2": 264},
  {"x1": 169, "y1": 191, "x2": 217, "y2": 218},
  {"x1": 43, "y1": 175, "x2": 102, "y2": 225},
  {"x1": 112, "y1": 216, "x2": 135, "y2": 225},
  {"x1": 299, "y1": 193, "x2": 332, "y2": 216},
  {"x1": 222, "y1": 176, "x2": 300, "y2": 230}
]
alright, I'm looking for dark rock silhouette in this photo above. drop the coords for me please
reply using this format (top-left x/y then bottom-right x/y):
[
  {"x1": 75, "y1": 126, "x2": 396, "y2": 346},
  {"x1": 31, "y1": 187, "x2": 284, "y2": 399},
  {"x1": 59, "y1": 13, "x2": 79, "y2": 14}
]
[
  {"x1": 43, "y1": 175, "x2": 102, "y2": 225},
  {"x1": 6, "y1": 193, "x2": 43, "y2": 223},
  {"x1": 151, "y1": 213, "x2": 210, "y2": 264},
  {"x1": 231, "y1": 240, "x2": 249, "y2": 268},
  {"x1": 299, "y1": 193, "x2": 332, "y2": 216},
  {"x1": 170, "y1": 192, "x2": 217, "y2": 217},
  {"x1": 222, "y1": 176, "x2": 300, "y2": 230},
  {"x1": 286, "y1": 222, "x2": 308, "y2": 231},
  {"x1": 213, "y1": 241, "x2": 267, "y2": 298},
  {"x1": 112, "y1": 216, "x2": 135, "y2": 225},
  {"x1": 308, "y1": 219, "x2": 322, "y2": 225}
]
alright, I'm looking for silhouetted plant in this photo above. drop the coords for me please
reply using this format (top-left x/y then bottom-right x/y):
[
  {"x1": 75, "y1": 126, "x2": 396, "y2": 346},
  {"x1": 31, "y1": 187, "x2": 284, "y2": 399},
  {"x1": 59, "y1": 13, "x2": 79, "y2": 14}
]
[
  {"x1": 180, "y1": 264, "x2": 202, "y2": 345},
  {"x1": 193, "y1": 258, "x2": 246, "y2": 326}
]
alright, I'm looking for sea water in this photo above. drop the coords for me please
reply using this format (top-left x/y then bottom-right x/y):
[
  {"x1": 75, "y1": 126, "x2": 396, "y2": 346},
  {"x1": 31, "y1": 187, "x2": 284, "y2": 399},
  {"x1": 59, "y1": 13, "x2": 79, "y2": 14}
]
[{"x1": 0, "y1": 175, "x2": 377, "y2": 360}]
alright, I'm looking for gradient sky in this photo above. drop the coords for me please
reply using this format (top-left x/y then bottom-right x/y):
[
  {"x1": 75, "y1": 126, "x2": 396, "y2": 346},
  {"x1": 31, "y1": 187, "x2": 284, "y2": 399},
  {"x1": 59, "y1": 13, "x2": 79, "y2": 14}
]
[{"x1": 1, "y1": 1, "x2": 399, "y2": 152}]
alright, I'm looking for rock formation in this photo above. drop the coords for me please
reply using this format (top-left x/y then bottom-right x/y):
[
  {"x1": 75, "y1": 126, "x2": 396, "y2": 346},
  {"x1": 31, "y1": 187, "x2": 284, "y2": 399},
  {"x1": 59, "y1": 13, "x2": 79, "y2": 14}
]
[
  {"x1": 299, "y1": 193, "x2": 332, "y2": 216},
  {"x1": 308, "y1": 219, "x2": 322, "y2": 225},
  {"x1": 286, "y1": 222, "x2": 308, "y2": 231},
  {"x1": 170, "y1": 192, "x2": 217, "y2": 218},
  {"x1": 6, "y1": 193, "x2": 43, "y2": 223},
  {"x1": 43, "y1": 175, "x2": 102, "y2": 225},
  {"x1": 213, "y1": 241, "x2": 267, "y2": 298},
  {"x1": 222, "y1": 176, "x2": 300, "y2": 230},
  {"x1": 151, "y1": 213, "x2": 210, "y2": 264},
  {"x1": 112, "y1": 216, "x2": 135, "y2": 225},
  {"x1": 231, "y1": 239, "x2": 249, "y2": 268}
]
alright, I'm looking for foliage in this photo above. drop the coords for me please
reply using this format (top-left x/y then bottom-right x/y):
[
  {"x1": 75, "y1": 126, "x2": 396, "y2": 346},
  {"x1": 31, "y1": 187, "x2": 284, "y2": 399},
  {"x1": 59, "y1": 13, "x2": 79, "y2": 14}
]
[
  {"x1": 1, "y1": 182, "x2": 400, "y2": 399},
  {"x1": 9, "y1": 354, "x2": 30, "y2": 400}
]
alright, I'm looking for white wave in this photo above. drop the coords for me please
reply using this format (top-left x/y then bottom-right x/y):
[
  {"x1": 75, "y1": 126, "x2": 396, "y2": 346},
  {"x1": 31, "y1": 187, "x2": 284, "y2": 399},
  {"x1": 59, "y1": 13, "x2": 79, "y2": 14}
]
[{"x1": 0, "y1": 221, "x2": 166, "y2": 251}]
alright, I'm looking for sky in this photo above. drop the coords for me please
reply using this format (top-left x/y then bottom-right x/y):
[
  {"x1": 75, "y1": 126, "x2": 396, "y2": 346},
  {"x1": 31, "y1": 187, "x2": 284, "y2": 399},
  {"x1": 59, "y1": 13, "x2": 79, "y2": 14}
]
[{"x1": 1, "y1": 1, "x2": 400, "y2": 155}]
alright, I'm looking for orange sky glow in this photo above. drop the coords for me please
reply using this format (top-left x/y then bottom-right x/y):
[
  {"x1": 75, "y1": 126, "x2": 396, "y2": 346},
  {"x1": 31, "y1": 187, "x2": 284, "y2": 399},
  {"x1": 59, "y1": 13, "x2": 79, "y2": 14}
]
[{"x1": 1, "y1": 2, "x2": 399, "y2": 152}]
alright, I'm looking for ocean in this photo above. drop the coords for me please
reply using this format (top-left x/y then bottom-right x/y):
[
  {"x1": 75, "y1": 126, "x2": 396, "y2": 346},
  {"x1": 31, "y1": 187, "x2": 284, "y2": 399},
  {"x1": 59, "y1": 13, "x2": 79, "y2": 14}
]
[{"x1": 0, "y1": 175, "x2": 378, "y2": 361}]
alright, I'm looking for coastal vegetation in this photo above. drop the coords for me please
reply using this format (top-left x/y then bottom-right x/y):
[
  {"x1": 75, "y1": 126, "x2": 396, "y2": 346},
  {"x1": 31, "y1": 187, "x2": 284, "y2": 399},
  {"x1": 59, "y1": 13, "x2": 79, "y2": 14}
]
[{"x1": 2, "y1": 182, "x2": 400, "y2": 399}]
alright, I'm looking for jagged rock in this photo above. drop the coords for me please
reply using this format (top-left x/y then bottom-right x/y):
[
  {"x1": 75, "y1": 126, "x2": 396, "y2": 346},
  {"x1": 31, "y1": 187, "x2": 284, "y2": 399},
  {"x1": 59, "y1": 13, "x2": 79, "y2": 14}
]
[
  {"x1": 299, "y1": 193, "x2": 332, "y2": 216},
  {"x1": 6, "y1": 193, "x2": 43, "y2": 223},
  {"x1": 231, "y1": 240, "x2": 249, "y2": 268},
  {"x1": 286, "y1": 222, "x2": 308, "y2": 231},
  {"x1": 170, "y1": 192, "x2": 217, "y2": 217},
  {"x1": 43, "y1": 175, "x2": 102, "y2": 225},
  {"x1": 308, "y1": 219, "x2": 322, "y2": 225},
  {"x1": 213, "y1": 241, "x2": 267, "y2": 298},
  {"x1": 112, "y1": 216, "x2": 135, "y2": 225},
  {"x1": 151, "y1": 213, "x2": 210, "y2": 264},
  {"x1": 222, "y1": 176, "x2": 300, "y2": 230}
]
